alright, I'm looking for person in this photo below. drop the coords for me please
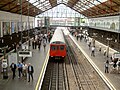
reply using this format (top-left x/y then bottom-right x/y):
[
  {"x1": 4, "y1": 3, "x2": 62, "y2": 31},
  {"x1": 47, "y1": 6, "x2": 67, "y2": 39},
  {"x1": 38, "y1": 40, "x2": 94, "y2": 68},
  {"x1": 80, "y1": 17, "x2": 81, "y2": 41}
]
[
  {"x1": 92, "y1": 38, "x2": 95, "y2": 47},
  {"x1": 116, "y1": 59, "x2": 120, "y2": 73},
  {"x1": 88, "y1": 41, "x2": 91, "y2": 50},
  {"x1": 32, "y1": 39, "x2": 35, "y2": 49},
  {"x1": 76, "y1": 35, "x2": 79, "y2": 41},
  {"x1": 45, "y1": 34, "x2": 48, "y2": 43},
  {"x1": 34, "y1": 40, "x2": 37, "y2": 49},
  {"x1": 17, "y1": 61, "x2": 23, "y2": 78},
  {"x1": 22, "y1": 62, "x2": 28, "y2": 79},
  {"x1": 91, "y1": 46, "x2": 95, "y2": 57},
  {"x1": 104, "y1": 49, "x2": 106, "y2": 56},
  {"x1": 105, "y1": 60, "x2": 109, "y2": 73},
  {"x1": 28, "y1": 63, "x2": 34, "y2": 82},
  {"x1": 43, "y1": 42, "x2": 46, "y2": 51},
  {"x1": 38, "y1": 40, "x2": 41, "y2": 50},
  {"x1": 10, "y1": 63, "x2": 17, "y2": 79},
  {"x1": 99, "y1": 46, "x2": 101, "y2": 52}
]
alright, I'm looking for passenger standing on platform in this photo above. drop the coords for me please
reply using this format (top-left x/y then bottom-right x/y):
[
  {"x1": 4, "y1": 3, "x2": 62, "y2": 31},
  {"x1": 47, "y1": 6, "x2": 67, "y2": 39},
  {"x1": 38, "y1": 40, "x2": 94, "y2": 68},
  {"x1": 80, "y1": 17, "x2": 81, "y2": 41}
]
[
  {"x1": 45, "y1": 34, "x2": 48, "y2": 43},
  {"x1": 34, "y1": 40, "x2": 37, "y2": 49},
  {"x1": 76, "y1": 35, "x2": 79, "y2": 41},
  {"x1": 17, "y1": 61, "x2": 23, "y2": 78},
  {"x1": 104, "y1": 49, "x2": 106, "y2": 56},
  {"x1": 91, "y1": 46, "x2": 95, "y2": 57},
  {"x1": 116, "y1": 59, "x2": 120, "y2": 73},
  {"x1": 22, "y1": 62, "x2": 28, "y2": 79},
  {"x1": 32, "y1": 39, "x2": 35, "y2": 49},
  {"x1": 105, "y1": 60, "x2": 109, "y2": 73},
  {"x1": 87, "y1": 41, "x2": 91, "y2": 50},
  {"x1": 43, "y1": 42, "x2": 46, "y2": 51},
  {"x1": 10, "y1": 63, "x2": 17, "y2": 79},
  {"x1": 38, "y1": 40, "x2": 41, "y2": 50},
  {"x1": 28, "y1": 63, "x2": 34, "y2": 82},
  {"x1": 99, "y1": 46, "x2": 102, "y2": 52}
]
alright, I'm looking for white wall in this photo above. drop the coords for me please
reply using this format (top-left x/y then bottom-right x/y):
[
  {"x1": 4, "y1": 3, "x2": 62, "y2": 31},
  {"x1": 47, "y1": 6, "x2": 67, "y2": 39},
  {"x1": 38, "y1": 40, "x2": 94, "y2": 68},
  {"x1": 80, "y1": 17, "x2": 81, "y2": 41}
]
[
  {"x1": 89, "y1": 16, "x2": 120, "y2": 31},
  {"x1": 0, "y1": 11, "x2": 35, "y2": 23},
  {"x1": 0, "y1": 11, "x2": 35, "y2": 37}
]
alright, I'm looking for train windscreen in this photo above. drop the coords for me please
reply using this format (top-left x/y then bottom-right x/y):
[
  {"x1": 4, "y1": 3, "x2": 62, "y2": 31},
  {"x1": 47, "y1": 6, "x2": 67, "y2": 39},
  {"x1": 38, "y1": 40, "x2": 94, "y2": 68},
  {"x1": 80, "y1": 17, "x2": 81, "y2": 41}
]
[{"x1": 60, "y1": 46, "x2": 64, "y2": 50}]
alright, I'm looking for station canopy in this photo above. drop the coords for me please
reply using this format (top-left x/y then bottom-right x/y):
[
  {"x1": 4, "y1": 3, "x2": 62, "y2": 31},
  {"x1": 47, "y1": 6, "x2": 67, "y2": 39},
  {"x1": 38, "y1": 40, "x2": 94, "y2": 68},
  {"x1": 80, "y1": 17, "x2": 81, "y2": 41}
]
[{"x1": 0, "y1": 0, "x2": 120, "y2": 18}]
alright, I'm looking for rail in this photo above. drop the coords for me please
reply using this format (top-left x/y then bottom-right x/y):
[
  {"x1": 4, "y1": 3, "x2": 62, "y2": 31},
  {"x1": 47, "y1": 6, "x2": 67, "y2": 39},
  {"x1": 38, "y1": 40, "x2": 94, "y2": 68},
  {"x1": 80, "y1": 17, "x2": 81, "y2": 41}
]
[
  {"x1": 69, "y1": 34, "x2": 116, "y2": 90},
  {"x1": 66, "y1": 36, "x2": 98, "y2": 90}
]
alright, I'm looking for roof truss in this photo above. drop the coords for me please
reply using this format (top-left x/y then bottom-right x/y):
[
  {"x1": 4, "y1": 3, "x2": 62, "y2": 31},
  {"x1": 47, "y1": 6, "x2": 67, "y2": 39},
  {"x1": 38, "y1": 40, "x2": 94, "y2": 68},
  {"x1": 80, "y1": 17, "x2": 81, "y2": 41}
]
[{"x1": 0, "y1": 0, "x2": 120, "y2": 17}]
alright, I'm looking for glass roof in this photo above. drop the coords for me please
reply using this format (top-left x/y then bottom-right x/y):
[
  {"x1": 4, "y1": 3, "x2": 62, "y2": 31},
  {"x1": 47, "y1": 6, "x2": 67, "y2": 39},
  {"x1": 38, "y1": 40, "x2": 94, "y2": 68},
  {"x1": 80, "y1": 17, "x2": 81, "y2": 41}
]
[
  {"x1": 73, "y1": 0, "x2": 108, "y2": 11},
  {"x1": 29, "y1": 0, "x2": 52, "y2": 11},
  {"x1": 28, "y1": 0, "x2": 108, "y2": 12},
  {"x1": 28, "y1": 0, "x2": 109, "y2": 17},
  {"x1": 37, "y1": 4, "x2": 85, "y2": 18}
]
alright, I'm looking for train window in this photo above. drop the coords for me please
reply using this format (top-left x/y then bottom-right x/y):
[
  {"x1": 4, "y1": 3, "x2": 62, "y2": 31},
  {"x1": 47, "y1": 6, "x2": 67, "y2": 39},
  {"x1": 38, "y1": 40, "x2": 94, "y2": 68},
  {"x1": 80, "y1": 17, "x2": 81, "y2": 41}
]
[
  {"x1": 51, "y1": 46, "x2": 56, "y2": 50},
  {"x1": 60, "y1": 46, "x2": 64, "y2": 50}
]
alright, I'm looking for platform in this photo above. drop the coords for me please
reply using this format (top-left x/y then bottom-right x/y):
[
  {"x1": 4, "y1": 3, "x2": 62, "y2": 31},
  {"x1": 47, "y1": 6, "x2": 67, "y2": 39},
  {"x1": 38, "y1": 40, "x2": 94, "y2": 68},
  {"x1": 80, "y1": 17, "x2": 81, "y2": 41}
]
[
  {"x1": 0, "y1": 42, "x2": 49, "y2": 90},
  {"x1": 70, "y1": 34, "x2": 120, "y2": 90}
]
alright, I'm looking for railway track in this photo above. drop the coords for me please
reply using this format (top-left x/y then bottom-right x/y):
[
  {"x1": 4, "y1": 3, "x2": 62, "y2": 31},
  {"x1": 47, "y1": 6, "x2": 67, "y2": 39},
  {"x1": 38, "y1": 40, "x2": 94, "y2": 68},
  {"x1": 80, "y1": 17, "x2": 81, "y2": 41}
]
[
  {"x1": 65, "y1": 35, "x2": 109, "y2": 90},
  {"x1": 66, "y1": 36, "x2": 98, "y2": 90},
  {"x1": 41, "y1": 60, "x2": 68, "y2": 90},
  {"x1": 41, "y1": 35, "x2": 109, "y2": 90}
]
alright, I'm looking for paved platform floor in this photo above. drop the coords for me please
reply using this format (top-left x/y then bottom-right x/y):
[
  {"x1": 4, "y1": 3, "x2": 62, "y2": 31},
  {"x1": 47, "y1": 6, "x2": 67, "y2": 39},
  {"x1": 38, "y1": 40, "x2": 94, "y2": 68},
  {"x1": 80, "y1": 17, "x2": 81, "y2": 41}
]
[
  {"x1": 0, "y1": 42, "x2": 49, "y2": 90},
  {"x1": 72, "y1": 35, "x2": 120, "y2": 90}
]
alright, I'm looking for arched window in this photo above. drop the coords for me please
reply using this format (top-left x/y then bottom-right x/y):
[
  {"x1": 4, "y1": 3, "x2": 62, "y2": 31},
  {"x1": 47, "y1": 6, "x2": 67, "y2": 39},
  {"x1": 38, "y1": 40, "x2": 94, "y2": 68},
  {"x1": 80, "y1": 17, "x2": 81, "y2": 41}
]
[{"x1": 110, "y1": 22, "x2": 115, "y2": 30}]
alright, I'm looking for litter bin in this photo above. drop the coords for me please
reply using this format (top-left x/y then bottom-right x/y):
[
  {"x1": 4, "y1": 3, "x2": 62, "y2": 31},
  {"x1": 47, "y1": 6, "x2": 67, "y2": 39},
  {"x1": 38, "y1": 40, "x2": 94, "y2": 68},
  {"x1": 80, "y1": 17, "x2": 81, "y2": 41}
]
[
  {"x1": 3, "y1": 68, "x2": 8, "y2": 79},
  {"x1": 2, "y1": 59, "x2": 8, "y2": 79}
]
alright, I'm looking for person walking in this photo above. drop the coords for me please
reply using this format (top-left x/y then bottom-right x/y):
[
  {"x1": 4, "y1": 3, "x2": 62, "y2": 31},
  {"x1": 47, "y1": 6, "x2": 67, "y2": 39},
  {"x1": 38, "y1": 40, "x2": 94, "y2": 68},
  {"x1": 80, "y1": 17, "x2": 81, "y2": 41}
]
[
  {"x1": 17, "y1": 61, "x2": 23, "y2": 78},
  {"x1": 10, "y1": 62, "x2": 17, "y2": 79},
  {"x1": 28, "y1": 63, "x2": 34, "y2": 82},
  {"x1": 105, "y1": 60, "x2": 109, "y2": 73}
]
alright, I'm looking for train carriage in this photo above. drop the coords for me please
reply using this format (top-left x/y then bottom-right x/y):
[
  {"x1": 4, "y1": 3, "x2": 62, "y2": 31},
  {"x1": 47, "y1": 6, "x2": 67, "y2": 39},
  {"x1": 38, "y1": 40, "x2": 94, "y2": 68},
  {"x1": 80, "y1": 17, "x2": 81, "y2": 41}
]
[{"x1": 49, "y1": 28, "x2": 66, "y2": 59}]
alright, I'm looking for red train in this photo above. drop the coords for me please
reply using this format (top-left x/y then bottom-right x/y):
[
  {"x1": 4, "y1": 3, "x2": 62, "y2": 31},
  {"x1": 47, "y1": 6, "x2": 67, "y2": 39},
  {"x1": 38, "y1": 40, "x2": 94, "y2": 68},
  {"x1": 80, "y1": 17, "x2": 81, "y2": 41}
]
[{"x1": 49, "y1": 27, "x2": 66, "y2": 59}]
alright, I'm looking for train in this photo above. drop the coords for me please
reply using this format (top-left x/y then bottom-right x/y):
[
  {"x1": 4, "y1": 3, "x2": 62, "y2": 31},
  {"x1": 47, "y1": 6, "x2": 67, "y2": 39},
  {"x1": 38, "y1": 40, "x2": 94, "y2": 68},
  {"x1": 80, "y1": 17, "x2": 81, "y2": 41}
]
[{"x1": 49, "y1": 27, "x2": 67, "y2": 59}]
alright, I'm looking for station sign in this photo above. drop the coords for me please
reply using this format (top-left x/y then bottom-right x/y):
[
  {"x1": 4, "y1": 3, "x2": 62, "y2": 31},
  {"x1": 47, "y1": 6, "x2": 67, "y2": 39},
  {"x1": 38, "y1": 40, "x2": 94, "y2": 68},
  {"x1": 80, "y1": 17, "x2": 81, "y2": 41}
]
[{"x1": 18, "y1": 51, "x2": 32, "y2": 57}]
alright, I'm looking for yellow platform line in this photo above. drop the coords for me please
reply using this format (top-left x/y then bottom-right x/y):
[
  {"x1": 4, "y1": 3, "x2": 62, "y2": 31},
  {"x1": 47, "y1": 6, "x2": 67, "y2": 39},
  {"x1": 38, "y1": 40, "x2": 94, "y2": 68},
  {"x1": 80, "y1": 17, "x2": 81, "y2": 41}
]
[{"x1": 35, "y1": 49, "x2": 49, "y2": 90}]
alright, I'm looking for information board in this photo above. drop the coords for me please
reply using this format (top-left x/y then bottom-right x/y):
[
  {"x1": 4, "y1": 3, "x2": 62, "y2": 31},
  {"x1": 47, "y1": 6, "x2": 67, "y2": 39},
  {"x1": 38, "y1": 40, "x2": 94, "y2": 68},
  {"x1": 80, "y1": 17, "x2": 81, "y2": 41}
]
[
  {"x1": 8, "y1": 53, "x2": 18, "y2": 66},
  {"x1": 18, "y1": 51, "x2": 32, "y2": 57}
]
